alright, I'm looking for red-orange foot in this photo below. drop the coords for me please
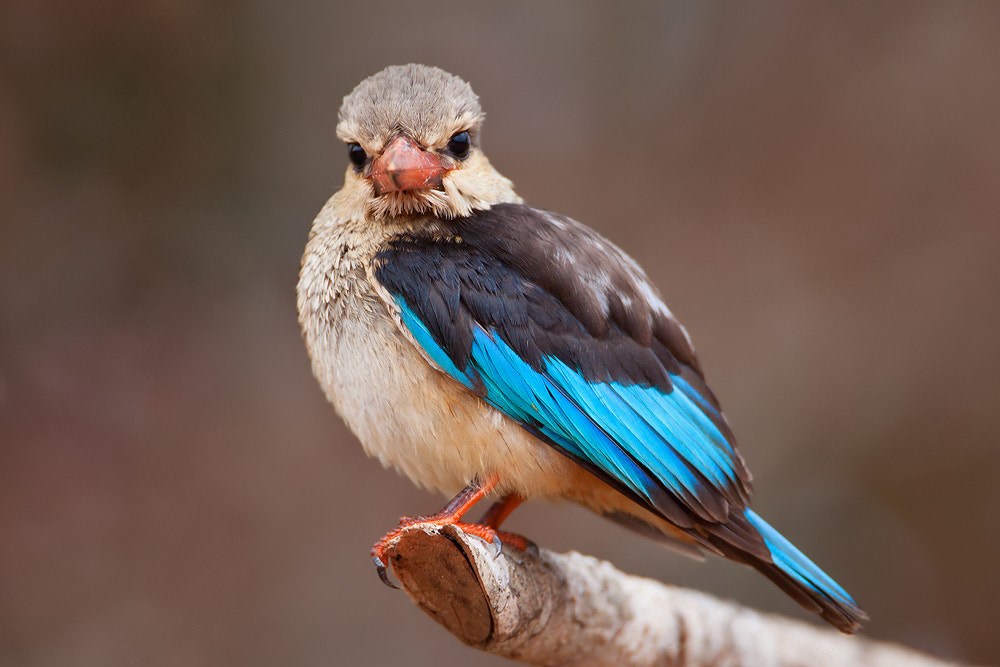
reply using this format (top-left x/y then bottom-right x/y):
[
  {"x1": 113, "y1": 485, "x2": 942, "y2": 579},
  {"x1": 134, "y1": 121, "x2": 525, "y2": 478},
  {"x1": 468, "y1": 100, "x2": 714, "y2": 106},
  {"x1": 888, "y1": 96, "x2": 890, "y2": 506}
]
[
  {"x1": 369, "y1": 476, "x2": 535, "y2": 588},
  {"x1": 478, "y1": 493, "x2": 534, "y2": 554},
  {"x1": 494, "y1": 529, "x2": 534, "y2": 554},
  {"x1": 371, "y1": 519, "x2": 534, "y2": 588},
  {"x1": 371, "y1": 517, "x2": 491, "y2": 586}
]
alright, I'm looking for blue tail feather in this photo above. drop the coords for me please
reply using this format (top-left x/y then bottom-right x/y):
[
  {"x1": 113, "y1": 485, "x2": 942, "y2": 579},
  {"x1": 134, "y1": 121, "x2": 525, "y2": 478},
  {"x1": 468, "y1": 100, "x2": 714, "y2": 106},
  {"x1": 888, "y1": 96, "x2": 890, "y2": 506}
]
[{"x1": 744, "y1": 509, "x2": 865, "y2": 631}]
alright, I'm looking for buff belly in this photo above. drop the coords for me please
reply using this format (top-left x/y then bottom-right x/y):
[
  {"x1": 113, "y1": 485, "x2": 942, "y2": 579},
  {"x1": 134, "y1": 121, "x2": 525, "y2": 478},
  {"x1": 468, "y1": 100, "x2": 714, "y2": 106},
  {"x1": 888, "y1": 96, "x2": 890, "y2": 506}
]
[{"x1": 305, "y1": 285, "x2": 581, "y2": 499}]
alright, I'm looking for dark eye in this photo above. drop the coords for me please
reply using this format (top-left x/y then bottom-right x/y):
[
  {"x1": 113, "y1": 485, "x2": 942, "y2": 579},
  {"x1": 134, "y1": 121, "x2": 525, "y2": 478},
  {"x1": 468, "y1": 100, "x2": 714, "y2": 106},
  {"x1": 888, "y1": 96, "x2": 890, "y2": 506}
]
[
  {"x1": 347, "y1": 142, "x2": 367, "y2": 170},
  {"x1": 447, "y1": 131, "x2": 471, "y2": 159}
]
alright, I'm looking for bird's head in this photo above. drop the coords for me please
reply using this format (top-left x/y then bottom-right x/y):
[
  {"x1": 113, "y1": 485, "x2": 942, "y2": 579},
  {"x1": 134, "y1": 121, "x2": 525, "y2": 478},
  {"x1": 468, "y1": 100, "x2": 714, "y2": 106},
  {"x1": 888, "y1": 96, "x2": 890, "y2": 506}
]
[{"x1": 333, "y1": 64, "x2": 521, "y2": 222}]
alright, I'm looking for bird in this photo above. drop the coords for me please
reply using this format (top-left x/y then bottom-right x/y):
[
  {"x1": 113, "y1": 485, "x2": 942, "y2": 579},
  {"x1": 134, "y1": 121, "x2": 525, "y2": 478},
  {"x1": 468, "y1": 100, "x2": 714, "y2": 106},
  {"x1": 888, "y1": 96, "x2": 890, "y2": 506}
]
[{"x1": 297, "y1": 63, "x2": 866, "y2": 633}]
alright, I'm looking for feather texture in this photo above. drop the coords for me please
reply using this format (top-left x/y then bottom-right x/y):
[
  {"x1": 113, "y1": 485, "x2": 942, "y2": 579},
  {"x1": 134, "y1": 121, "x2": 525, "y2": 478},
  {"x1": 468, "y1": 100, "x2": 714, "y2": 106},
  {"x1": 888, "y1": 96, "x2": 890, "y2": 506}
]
[
  {"x1": 303, "y1": 64, "x2": 866, "y2": 634},
  {"x1": 371, "y1": 203, "x2": 865, "y2": 632},
  {"x1": 374, "y1": 206, "x2": 753, "y2": 521}
]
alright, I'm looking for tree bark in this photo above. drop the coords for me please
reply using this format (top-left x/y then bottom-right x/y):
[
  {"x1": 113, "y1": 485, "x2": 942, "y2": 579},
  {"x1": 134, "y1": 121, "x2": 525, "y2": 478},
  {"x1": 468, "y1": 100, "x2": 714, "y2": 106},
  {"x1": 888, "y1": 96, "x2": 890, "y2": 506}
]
[{"x1": 381, "y1": 524, "x2": 957, "y2": 667}]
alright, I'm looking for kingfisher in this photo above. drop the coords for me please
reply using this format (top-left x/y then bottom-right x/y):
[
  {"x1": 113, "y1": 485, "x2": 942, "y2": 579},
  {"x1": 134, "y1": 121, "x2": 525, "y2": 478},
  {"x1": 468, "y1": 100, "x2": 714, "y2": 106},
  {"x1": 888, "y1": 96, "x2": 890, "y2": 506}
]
[{"x1": 297, "y1": 64, "x2": 866, "y2": 633}]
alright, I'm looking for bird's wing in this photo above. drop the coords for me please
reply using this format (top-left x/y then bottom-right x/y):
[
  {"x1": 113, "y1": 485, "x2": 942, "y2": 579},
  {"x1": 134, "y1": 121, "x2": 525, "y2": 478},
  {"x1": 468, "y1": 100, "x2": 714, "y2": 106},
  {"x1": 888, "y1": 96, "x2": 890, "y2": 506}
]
[
  {"x1": 371, "y1": 204, "x2": 755, "y2": 531},
  {"x1": 369, "y1": 205, "x2": 866, "y2": 633}
]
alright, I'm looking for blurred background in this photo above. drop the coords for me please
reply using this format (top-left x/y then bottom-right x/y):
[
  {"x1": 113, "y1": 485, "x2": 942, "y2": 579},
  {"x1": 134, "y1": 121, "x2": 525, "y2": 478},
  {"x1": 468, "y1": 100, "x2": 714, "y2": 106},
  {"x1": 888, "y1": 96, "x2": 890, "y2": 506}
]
[{"x1": 2, "y1": 1, "x2": 998, "y2": 665}]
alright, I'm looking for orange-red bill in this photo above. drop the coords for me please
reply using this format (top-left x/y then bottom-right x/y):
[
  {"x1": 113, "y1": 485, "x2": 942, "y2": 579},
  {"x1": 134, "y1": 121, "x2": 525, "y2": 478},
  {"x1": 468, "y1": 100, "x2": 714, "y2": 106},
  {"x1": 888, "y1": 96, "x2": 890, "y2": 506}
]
[{"x1": 368, "y1": 134, "x2": 451, "y2": 195}]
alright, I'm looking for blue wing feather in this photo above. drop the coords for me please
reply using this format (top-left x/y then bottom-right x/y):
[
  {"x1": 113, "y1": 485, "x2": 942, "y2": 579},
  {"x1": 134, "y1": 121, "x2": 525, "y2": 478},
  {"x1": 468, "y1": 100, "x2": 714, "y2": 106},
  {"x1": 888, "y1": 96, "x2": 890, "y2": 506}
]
[
  {"x1": 397, "y1": 299, "x2": 738, "y2": 520},
  {"x1": 396, "y1": 301, "x2": 473, "y2": 389},
  {"x1": 544, "y1": 359, "x2": 710, "y2": 511},
  {"x1": 469, "y1": 326, "x2": 664, "y2": 506}
]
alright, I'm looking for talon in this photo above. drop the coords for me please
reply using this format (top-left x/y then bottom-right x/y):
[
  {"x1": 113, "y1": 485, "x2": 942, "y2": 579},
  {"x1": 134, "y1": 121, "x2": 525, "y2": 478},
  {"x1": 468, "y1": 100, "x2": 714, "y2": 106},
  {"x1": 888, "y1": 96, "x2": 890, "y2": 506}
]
[
  {"x1": 494, "y1": 529, "x2": 534, "y2": 555},
  {"x1": 524, "y1": 538, "x2": 539, "y2": 558},
  {"x1": 486, "y1": 534, "x2": 503, "y2": 559},
  {"x1": 373, "y1": 554, "x2": 399, "y2": 589}
]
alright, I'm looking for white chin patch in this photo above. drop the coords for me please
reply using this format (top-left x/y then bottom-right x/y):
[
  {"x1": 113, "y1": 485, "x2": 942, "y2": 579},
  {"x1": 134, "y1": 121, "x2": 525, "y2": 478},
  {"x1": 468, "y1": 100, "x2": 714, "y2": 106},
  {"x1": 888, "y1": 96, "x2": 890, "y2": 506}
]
[{"x1": 367, "y1": 189, "x2": 455, "y2": 219}]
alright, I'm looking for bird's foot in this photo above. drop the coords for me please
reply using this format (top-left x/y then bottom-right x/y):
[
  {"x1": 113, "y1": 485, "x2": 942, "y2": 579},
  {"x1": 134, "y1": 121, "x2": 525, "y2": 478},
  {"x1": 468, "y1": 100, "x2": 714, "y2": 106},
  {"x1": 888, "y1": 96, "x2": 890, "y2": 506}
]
[
  {"x1": 370, "y1": 516, "x2": 496, "y2": 588},
  {"x1": 369, "y1": 476, "x2": 535, "y2": 588},
  {"x1": 370, "y1": 518, "x2": 533, "y2": 587},
  {"x1": 490, "y1": 529, "x2": 535, "y2": 556}
]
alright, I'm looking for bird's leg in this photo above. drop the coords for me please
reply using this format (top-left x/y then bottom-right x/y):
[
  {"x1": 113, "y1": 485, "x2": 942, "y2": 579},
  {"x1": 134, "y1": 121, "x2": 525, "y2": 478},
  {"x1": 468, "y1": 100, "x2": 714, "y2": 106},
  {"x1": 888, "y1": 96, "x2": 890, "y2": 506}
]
[
  {"x1": 478, "y1": 492, "x2": 522, "y2": 527},
  {"x1": 373, "y1": 472, "x2": 511, "y2": 587},
  {"x1": 478, "y1": 493, "x2": 535, "y2": 554},
  {"x1": 395, "y1": 479, "x2": 491, "y2": 526}
]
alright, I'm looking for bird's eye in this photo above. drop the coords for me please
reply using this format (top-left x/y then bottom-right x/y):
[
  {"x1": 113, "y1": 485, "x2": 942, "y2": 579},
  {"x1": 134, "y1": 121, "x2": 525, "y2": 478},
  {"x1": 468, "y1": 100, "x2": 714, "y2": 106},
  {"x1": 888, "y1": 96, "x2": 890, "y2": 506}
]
[
  {"x1": 347, "y1": 142, "x2": 367, "y2": 170},
  {"x1": 447, "y1": 131, "x2": 471, "y2": 160}
]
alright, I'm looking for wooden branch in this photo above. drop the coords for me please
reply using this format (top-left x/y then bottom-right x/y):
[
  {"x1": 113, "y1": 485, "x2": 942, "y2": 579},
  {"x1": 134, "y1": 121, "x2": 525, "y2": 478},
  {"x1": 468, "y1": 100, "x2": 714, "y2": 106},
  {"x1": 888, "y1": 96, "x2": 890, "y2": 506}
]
[{"x1": 382, "y1": 525, "x2": 957, "y2": 667}]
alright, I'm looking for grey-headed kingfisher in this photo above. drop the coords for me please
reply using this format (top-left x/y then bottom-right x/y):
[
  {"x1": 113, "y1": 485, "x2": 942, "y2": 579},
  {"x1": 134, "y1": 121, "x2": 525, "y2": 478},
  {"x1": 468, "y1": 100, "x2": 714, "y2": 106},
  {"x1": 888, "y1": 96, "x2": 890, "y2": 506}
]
[{"x1": 297, "y1": 64, "x2": 866, "y2": 633}]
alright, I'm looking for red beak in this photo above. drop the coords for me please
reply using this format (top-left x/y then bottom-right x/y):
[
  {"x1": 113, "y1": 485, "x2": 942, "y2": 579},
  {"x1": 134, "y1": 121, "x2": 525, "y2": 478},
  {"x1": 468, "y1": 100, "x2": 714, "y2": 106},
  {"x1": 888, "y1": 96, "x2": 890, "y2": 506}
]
[{"x1": 368, "y1": 134, "x2": 452, "y2": 195}]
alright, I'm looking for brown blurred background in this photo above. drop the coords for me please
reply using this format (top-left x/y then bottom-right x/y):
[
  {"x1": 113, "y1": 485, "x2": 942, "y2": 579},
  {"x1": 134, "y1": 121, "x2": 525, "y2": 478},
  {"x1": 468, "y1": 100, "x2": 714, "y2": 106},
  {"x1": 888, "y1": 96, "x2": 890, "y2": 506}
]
[{"x1": 2, "y1": 1, "x2": 999, "y2": 665}]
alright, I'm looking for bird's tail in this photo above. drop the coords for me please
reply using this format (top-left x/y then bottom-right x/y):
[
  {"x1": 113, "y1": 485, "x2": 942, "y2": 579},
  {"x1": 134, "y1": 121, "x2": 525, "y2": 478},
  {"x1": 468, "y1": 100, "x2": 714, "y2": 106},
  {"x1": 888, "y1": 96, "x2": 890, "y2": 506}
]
[{"x1": 742, "y1": 509, "x2": 867, "y2": 633}]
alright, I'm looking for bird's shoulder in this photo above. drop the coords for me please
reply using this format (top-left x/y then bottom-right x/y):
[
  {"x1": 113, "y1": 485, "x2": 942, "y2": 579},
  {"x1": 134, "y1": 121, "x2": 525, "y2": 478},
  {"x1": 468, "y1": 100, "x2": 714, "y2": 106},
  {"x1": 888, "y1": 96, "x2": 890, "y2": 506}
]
[{"x1": 372, "y1": 204, "x2": 715, "y2": 396}]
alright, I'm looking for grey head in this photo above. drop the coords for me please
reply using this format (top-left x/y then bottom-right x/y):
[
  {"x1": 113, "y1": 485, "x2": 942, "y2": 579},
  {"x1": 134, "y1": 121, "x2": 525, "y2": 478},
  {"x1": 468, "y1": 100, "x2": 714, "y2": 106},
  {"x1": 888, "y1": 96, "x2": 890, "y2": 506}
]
[
  {"x1": 331, "y1": 65, "x2": 519, "y2": 221},
  {"x1": 337, "y1": 64, "x2": 484, "y2": 153}
]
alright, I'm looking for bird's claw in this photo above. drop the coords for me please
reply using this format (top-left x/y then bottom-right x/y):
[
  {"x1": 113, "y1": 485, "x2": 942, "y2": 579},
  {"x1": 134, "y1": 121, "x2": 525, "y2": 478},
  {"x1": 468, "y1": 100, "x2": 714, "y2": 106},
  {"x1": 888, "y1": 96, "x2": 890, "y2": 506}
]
[
  {"x1": 523, "y1": 537, "x2": 539, "y2": 558},
  {"x1": 372, "y1": 553, "x2": 399, "y2": 589},
  {"x1": 485, "y1": 533, "x2": 503, "y2": 559}
]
